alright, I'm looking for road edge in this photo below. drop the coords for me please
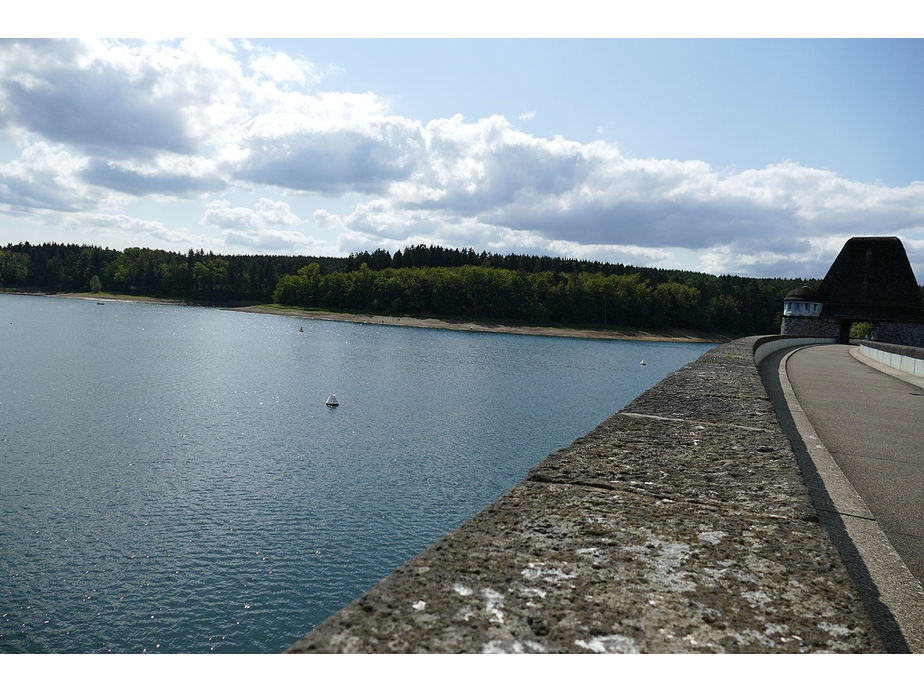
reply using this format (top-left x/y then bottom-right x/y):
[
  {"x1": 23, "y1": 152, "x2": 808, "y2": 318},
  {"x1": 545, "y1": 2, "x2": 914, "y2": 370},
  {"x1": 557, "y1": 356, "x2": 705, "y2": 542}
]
[{"x1": 767, "y1": 345, "x2": 924, "y2": 653}]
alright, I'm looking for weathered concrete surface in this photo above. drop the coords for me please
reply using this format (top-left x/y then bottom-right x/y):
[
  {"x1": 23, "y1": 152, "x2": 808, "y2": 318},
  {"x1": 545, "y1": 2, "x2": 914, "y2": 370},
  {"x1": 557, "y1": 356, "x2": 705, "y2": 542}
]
[{"x1": 287, "y1": 337, "x2": 883, "y2": 653}]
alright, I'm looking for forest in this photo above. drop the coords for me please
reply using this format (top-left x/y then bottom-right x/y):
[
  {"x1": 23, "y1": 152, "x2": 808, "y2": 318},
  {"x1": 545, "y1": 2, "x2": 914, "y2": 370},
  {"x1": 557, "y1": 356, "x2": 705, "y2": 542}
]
[{"x1": 1, "y1": 241, "x2": 817, "y2": 335}]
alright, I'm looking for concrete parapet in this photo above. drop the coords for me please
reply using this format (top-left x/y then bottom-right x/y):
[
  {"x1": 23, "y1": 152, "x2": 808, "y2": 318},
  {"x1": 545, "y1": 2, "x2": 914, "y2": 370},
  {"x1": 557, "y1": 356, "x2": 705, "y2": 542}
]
[
  {"x1": 859, "y1": 341, "x2": 924, "y2": 377},
  {"x1": 753, "y1": 335, "x2": 836, "y2": 365},
  {"x1": 287, "y1": 336, "x2": 883, "y2": 653}
]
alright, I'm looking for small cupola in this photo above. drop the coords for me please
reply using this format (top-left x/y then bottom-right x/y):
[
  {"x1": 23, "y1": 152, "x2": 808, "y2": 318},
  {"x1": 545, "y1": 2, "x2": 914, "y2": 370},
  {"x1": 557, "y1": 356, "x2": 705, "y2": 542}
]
[{"x1": 783, "y1": 286, "x2": 824, "y2": 317}]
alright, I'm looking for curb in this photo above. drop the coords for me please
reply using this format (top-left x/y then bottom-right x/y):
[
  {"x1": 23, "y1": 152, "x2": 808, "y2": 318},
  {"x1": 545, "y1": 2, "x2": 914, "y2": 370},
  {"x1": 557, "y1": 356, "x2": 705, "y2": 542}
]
[{"x1": 773, "y1": 345, "x2": 924, "y2": 652}]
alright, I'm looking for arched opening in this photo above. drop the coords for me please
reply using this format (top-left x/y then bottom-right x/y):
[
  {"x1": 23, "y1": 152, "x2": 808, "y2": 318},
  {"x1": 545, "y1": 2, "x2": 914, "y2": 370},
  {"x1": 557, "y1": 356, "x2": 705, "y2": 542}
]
[
  {"x1": 850, "y1": 321, "x2": 878, "y2": 340},
  {"x1": 838, "y1": 320, "x2": 853, "y2": 344}
]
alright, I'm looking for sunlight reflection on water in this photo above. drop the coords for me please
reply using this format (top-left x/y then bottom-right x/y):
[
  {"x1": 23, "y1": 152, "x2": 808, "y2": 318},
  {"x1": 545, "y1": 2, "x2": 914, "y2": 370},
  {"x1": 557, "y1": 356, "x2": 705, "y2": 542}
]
[{"x1": 0, "y1": 294, "x2": 714, "y2": 652}]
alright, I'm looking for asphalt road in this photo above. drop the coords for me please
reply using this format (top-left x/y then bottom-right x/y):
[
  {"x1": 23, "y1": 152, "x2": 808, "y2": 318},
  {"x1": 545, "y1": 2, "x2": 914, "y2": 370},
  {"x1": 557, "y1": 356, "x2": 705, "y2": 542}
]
[{"x1": 785, "y1": 344, "x2": 924, "y2": 584}]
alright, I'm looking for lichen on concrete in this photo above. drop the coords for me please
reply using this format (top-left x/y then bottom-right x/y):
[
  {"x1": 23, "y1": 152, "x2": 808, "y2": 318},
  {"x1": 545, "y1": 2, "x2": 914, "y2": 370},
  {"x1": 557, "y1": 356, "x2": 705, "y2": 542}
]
[{"x1": 286, "y1": 337, "x2": 883, "y2": 653}]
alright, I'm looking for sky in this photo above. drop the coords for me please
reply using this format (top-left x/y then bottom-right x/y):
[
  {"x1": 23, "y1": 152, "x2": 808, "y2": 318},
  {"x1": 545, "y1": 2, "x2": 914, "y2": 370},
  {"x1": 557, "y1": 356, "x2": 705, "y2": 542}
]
[{"x1": 1, "y1": 16, "x2": 924, "y2": 280}]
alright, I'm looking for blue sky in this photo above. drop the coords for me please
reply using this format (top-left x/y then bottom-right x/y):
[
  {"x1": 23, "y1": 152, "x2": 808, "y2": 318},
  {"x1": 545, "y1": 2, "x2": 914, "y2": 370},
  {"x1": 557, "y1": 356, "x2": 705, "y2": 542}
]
[
  {"x1": 1, "y1": 29, "x2": 923, "y2": 279},
  {"x1": 270, "y1": 39, "x2": 924, "y2": 186}
]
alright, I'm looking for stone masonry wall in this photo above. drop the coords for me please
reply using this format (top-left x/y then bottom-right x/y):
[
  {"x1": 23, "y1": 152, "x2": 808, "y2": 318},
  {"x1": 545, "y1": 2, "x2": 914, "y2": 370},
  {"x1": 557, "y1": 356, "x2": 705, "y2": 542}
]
[
  {"x1": 780, "y1": 315, "x2": 840, "y2": 338},
  {"x1": 877, "y1": 321, "x2": 924, "y2": 348},
  {"x1": 286, "y1": 337, "x2": 883, "y2": 653}
]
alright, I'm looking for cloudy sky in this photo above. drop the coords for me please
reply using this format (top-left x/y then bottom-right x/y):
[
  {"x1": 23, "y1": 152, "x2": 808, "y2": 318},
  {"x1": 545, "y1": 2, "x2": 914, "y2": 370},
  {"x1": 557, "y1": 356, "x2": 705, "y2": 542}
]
[{"x1": 1, "y1": 30, "x2": 923, "y2": 279}]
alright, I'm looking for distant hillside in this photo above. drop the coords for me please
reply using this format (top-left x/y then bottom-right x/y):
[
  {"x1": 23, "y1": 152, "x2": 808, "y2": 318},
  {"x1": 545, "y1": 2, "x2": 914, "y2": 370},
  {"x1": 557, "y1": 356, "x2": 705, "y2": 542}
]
[{"x1": 2, "y1": 241, "x2": 817, "y2": 335}]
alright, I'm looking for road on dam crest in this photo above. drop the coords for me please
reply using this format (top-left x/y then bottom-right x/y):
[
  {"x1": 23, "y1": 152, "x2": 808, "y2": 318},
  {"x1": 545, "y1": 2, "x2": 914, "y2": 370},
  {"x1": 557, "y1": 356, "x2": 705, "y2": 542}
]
[
  {"x1": 786, "y1": 344, "x2": 924, "y2": 583},
  {"x1": 764, "y1": 342, "x2": 924, "y2": 652}
]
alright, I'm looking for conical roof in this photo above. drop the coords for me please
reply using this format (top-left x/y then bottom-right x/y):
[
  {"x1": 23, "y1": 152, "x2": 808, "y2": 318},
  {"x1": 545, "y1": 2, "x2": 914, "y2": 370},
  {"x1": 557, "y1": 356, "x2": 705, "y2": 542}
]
[
  {"x1": 818, "y1": 237, "x2": 923, "y2": 322},
  {"x1": 784, "y1": 286, "x2": 824, "y2": 302}
]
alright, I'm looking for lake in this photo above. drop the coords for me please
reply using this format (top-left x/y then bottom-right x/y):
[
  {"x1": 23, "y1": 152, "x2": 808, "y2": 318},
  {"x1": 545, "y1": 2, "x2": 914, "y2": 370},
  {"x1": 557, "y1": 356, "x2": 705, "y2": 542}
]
[{"x1": 0, "y1": 293, "x2": 714, "y2": 653}]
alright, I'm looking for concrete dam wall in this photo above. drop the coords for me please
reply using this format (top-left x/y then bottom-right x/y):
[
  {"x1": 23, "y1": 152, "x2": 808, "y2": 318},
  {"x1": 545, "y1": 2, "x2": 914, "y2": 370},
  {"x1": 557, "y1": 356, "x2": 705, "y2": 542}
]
[{"x1": 287, "y1": 336, "x2": 884, "y2": 653}]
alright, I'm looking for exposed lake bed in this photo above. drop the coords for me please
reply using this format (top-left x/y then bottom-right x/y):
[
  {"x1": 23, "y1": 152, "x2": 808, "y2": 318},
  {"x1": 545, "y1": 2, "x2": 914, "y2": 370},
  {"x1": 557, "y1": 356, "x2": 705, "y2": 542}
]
[
  {"x1": 3, "y1": 290, "x2": 725, "y2": 343},
  {"x1": 0, "y1": 293, "x2": 714, "y2": 653}
]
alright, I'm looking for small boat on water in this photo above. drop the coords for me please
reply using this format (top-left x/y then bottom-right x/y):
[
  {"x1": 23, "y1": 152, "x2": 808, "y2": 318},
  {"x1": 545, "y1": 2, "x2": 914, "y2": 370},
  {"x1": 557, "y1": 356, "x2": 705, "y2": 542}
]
[
  {"x1": 325, "y1": 394, "x2": 339, "y2": 407},
  {"x1": 640, "y1": 360, "x2": 646, "y2": 366}
]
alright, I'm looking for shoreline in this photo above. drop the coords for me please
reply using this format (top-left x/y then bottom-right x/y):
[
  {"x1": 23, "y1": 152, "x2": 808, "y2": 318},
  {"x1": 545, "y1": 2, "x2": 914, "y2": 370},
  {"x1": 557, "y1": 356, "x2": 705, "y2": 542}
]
[
  {"x1": 3, "y1": 290, "x2": 726, "y2": 343},
  {"x1": 226, "y1": 304, "x2": 725, "y2": 343}
]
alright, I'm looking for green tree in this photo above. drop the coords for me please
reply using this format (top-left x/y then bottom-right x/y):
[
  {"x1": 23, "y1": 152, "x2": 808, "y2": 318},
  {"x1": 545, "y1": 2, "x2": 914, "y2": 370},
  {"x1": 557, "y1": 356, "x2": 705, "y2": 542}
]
[
  {"x1": 851, "y1": 321, "x2": 875, "y2": 339},
  {"x1": 0, "y1": 250, "x2": 31, "y2": 286},
  {"x1": 707, "y1": 294, "x2": 742, "y2": 333}
]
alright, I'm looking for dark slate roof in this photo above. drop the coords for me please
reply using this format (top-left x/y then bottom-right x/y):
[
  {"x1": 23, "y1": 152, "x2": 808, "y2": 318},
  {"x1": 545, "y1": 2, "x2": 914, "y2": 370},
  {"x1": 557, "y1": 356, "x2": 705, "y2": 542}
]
[
  {"x1": 784, "y1": 286, "x2": 824, "y2": 302},
  {"x1": 818, "y1": 237, "x2": 924, "y2": 322}
]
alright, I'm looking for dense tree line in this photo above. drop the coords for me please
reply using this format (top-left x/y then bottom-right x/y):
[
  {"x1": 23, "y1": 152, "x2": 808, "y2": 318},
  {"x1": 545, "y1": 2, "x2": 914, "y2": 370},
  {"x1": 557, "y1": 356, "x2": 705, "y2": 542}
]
[
  {"x1": 2, "y1": 241, "x2": 817, "y2": 334},
  {"x1": 273, "y1": 262, "x2": 800, "y2": 334},
  {"x1": 0, "y1": 242, "x2": 348, "y2": 302}
]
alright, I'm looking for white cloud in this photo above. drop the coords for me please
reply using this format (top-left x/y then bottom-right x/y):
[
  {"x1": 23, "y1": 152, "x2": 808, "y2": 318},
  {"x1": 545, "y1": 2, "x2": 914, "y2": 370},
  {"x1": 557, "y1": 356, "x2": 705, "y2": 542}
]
[
  {"x1": 234, "y1": 121, "x2": 423, "y2": 194},
  {"x1": 0, "y1": 140, "x2": 111, "y2": 212},
  {"x1": 203, "y1": 200, "x2": 261, "y2": 231},
  {"x1": 256, "y1": 198, "x2": 300, "y2": 226},
  {"x1": 222, "y1": 227, "x2": 327, "y2": 254},
  {"x1": 1, "y1": 38, "x2": 922, "y2": 279},
  {"x1": 0, "y1": 40, "x2": 196, "y2": 156},
  {"x1": 81, "y1": 156, "x2": 225, "y2": 196},
  {"x1": 81, "y1": 212, "x2": 192, "y2": 242},
  {"x1": 203, "y1": 197, "x2": 303, "y2": 232},
  {"x1": 48, "y1": 210, "x2": 197, "y2": 249},
  {"x1": 248, "y1": 51, "x2": 317, "y2": 87},
  {"x1": 313, "y1": 209, "x2": 342, "y2": 228}
]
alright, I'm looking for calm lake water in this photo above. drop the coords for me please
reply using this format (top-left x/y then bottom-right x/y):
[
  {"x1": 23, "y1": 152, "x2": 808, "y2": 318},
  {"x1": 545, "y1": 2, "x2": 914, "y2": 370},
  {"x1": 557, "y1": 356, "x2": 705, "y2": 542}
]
[{"x1": 0, "y1": 293, "x2": 714, "y2": 653}]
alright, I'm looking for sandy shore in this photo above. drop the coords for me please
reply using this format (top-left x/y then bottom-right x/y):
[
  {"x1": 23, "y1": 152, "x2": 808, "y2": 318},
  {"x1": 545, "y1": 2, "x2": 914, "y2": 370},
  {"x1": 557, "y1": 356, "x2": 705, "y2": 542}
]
[
  {"x1": 3, "y1": 290, "x2": 190, "y2": 306},
  {"x1": 6, "y1": 291, "x2": 724, "y2": 342},
  {"x1": 226, "y1": 305, "x2": 725, "y2": 343}
]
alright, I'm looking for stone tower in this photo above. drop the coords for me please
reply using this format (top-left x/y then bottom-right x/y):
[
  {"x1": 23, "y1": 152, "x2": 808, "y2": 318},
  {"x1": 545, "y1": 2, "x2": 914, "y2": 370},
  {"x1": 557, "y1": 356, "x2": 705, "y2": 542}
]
[{"x1": 780, "y1": 237, "x2": 924, "y2": 347}]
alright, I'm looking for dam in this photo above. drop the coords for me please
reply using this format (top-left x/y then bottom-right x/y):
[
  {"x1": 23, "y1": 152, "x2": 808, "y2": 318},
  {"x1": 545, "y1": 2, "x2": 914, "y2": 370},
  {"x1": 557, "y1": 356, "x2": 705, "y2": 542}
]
[{"x1": 288, "y1": 335, "x2": 924, "y2": 653}]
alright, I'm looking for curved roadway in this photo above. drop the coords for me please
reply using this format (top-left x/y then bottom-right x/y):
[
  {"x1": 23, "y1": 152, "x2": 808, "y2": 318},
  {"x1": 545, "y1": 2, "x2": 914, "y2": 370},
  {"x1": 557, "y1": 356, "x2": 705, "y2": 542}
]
[
  {"x1": 761, "y1": 343, "x2": 924, "y2": 652},
  {"x1": 787, "y1": 344, "x2": 924, "y2": 581}
]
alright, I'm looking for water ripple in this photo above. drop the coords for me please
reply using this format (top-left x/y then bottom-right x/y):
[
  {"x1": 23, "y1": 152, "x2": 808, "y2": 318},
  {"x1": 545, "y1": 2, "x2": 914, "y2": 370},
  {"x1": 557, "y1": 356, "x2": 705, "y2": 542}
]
[{"x1": 0, "y1": 294, "x2": 713, "y2": 652}]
